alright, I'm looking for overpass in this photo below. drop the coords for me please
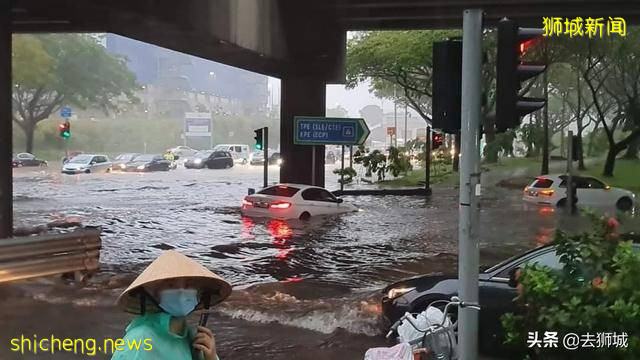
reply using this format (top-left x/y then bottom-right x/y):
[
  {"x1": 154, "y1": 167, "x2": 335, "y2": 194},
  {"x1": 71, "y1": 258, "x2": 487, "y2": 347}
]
[{"x1": 3, "y1": 0, "x2": 640, "y2": 231}]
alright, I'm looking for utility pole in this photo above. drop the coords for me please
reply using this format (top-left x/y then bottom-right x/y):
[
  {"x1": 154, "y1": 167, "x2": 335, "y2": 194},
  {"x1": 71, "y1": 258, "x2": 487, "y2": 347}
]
[
  {"x1": 263, "y1": 127, "x2": 269, "y2": 188},
  {"x1": 541, "y1": 41, "x2": 550, "y2": 175},
  {"x1": 404, "y1": 104, "x2": 408, "y2": 148},
  {"x1": 458, "y1": 9, "x2": 483, "y2": 360},
  {"x1": 393, "y1": 85, "x2": 398, "y2": 148}
]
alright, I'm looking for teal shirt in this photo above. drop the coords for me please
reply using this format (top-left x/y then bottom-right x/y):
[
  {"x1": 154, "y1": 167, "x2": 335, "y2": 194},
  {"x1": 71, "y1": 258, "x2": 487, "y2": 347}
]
[{"x1": 111, "y1": 312, "x2": 212, "y2": 360}]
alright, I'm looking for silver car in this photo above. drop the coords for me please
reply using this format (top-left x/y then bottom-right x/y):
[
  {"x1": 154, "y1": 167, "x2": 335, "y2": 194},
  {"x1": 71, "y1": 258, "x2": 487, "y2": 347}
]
[{"x1": 61, "y1": 154, "x2": 112, "y2": 174}]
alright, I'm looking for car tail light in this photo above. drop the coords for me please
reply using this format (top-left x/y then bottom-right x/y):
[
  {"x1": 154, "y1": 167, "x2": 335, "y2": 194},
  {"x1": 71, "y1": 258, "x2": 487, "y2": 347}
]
[
  {"x1": 242, "y1": 198, "x2": 253, "y2": 207},
  {"x1": 539, "y1": 189, "x2": 554, "y2": 196},
  {"x1": 269, "y1": 201, "x2": 292, "y2": 209}
]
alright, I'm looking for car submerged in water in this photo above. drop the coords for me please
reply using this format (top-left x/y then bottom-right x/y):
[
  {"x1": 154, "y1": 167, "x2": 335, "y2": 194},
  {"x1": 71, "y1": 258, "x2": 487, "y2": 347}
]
[
  {"x1": 12, "y1": 152, "x2": 48, "y2": 167},
  {"x1": 241, "y1": 183, "x2": 357, "y2": 220},
  {"x1": 112, "y1": 153, "x2": 140, "y2": 171},
  {"x1": 184, "y1": 150, "x2": 234, "y2": 169},
  {"x1": 122, "y1": 154, "x2": 172, "y2": 172},
  {"x1": 61, "y1": 154, "x2": 111, "y2": 174}
]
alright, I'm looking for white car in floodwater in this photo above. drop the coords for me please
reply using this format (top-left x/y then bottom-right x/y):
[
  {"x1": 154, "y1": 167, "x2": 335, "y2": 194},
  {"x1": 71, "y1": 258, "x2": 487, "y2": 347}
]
[
  {"x1": 61, "y1": 154, "x2": 112, "y2": 174},
  {"x1": 241, "y1": 184, "x2": 357, "y2": 220},
  {"x1": 523, "y1": 174, "x2": 636, "y2": 211}
]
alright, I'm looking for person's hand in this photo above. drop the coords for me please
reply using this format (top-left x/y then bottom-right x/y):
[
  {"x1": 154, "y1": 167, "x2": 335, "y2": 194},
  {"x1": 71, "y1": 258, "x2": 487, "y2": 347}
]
[{"x1": 193, "y1": 326, "x2": 217, "y2": 360}]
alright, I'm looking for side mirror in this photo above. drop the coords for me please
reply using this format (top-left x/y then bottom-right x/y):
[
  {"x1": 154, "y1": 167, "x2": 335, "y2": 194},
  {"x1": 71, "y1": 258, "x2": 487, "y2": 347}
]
[
  {"x1": 337, "y1": 198, "x2": 344, "y2": 204},
  {"x1": 508, "y1": 267, "x2": 520, "y2": 288}
]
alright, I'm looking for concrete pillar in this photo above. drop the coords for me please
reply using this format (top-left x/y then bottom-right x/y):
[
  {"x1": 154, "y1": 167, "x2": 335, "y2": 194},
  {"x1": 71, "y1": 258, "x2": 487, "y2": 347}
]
[
  {"x1": 0, "y1": 1, "x2": 11, "y2": 238},
  {"x1": 280, "y1": 75, "x2": 325, "y2": 187}
]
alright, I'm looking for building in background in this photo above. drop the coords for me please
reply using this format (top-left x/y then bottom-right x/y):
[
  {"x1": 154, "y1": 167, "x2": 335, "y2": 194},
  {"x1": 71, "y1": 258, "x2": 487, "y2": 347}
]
[{"x1": 105, "y1": 34, "x2": 268, "y2": 117}]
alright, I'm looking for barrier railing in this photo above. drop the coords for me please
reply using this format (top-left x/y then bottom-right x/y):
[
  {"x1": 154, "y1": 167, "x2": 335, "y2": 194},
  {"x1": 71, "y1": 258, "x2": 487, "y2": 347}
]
[{"x1": 0, "y1": 227, "x2": 101, "y2": 283}]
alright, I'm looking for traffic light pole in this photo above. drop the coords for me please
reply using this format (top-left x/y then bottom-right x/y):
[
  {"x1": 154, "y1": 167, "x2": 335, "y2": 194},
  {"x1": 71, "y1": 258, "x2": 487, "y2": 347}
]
[
  {"x1": 458, "y1": 8, "x2": 483, "y2": 360},
  {"x1": 263, "y1": 127, "x2": 268, "y2": 188}
]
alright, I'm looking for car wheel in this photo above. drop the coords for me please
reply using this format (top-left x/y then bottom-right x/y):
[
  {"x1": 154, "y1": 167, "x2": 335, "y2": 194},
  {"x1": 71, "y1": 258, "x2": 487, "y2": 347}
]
[
  {"x1": 84, "y1": 169, "x2": 91, "y2": 174},
  {"x1": 106, "y1": 168, "x2": 111, "y2": 173},
  {"x1": 616, "y1": 197, "x2": 633, "y2": 211},
  {"x1": 40, "y1": 162, "x2": 48, "y2": 167},
  {"x1": 299, "y1": 212, "x2": 311, "y2": 220},
  {"x1": 556, "y1": 198, "x2": 567, "y2": 207}
]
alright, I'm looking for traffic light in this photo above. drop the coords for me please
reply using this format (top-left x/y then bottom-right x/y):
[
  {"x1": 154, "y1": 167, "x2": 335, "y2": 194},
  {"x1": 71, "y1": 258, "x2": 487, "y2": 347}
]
[
  {"x1": 432, "y1": 132, "x2": 444, "y2": 150},
  {"x1": 496, "y1": 19, "x2": 547, "y2": 133},
  {"x1": 253, "y1": 128, "x2": 263, "y2": 150},
  {"x1": 432, "y1": 39, "x2": 462, "y2": 134},
  {"x1": 58, "y1": 121, "x2": 71, "y2": 139}
]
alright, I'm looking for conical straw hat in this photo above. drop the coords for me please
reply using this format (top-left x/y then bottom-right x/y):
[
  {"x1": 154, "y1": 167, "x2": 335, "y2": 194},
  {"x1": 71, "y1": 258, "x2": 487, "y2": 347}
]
[{"x1": 117, "y1": 250, "x2": 232, "y2": 314}]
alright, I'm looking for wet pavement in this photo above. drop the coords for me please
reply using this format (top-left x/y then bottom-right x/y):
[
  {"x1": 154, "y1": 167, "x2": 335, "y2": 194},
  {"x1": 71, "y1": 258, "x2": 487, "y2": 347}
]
[{"x1": 6, "y1": 163, "x2": 638, "y2": 359}]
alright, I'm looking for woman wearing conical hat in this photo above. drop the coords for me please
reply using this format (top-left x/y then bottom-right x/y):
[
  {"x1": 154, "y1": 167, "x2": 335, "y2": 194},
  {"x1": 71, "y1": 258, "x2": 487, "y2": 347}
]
[{"x1": 111, "y1": 251, "x2": 232, "y2": 360}]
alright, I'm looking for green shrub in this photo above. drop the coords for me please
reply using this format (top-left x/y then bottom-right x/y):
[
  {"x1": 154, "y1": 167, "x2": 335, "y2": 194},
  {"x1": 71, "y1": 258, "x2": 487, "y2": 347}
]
[{"x1": 502, "y1": 213, "x2": 640, "y2": 359}]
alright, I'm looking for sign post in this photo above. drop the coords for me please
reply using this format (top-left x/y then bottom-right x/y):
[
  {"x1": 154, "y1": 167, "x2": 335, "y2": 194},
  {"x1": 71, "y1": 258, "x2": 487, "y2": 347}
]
[
  {"x1": 294, "y1": 117, "x2": 370, "y2": 187},
  {"x1": 263, "y1": 127, "x2": 268, "y2": 188},
  {"x1": 458, "y1": 9, "x2": 483, "y2": 360}
]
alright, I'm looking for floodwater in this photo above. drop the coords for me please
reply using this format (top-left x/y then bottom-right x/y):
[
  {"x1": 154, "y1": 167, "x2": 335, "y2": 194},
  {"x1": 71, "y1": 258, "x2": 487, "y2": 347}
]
[{"x1": 10, "y1": 163, "x2": 638, "y2": 359}]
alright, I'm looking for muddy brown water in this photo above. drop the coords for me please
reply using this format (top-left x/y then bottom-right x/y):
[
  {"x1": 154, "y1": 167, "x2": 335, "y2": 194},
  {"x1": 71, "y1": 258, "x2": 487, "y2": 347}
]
[{"x1": 6, "y1": 164, "x2": 637, "y2": 359}]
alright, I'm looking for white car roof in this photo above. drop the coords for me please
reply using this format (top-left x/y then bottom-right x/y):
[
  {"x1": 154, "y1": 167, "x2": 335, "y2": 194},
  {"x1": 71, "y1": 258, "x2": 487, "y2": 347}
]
[{"x1": 269, "y1": 183, "x2": 328, "y2": 191}]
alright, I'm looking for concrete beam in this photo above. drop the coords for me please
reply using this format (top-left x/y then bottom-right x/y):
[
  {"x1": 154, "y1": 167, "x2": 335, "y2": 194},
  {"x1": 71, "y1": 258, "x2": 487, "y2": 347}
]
[{"x1": 0, "y1": 0, "x2": 11, "y2": 238}]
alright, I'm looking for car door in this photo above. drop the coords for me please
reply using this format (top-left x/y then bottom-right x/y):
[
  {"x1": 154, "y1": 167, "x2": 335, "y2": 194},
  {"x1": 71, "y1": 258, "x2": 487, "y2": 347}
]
[
  {"x1": 581, "y1": 176, "x2": 610, "y2": 206},
  {"x1": 301, "y1": 188, "x2": 339, "y2": 215},
  {"x1": 479, "y1": 248, "x2": 562, "y2": 347}
]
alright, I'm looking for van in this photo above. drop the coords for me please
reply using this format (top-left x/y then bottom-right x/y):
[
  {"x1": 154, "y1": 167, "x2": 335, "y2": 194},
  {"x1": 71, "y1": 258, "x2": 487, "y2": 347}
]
[{"x1": 213, "y1": 144, "x2": 251, "y2": 164}]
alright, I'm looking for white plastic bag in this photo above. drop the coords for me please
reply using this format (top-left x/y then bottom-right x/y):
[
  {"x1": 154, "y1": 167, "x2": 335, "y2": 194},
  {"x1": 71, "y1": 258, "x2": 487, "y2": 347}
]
[
  {"x1": 396, "y1": 307, "x2": 458, "y2": 359},
  {"x1": 364, "y1": 342, "x2": 413, "y2": 360}
]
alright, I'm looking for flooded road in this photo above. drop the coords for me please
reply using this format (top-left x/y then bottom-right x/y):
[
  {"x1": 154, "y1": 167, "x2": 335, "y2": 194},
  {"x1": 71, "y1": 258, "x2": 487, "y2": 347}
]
[{"x1": 10, "y1": 164, "x2": 638, "y2": 359}]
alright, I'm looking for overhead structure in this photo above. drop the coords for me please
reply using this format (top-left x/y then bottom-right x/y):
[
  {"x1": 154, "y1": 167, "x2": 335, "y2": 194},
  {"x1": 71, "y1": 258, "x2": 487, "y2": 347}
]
[{"x1": 4, "y1": 0, "x2": 640, "y2": 225}]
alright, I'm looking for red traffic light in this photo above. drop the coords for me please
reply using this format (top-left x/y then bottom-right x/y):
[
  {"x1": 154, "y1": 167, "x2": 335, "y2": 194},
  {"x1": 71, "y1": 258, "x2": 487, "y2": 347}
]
[{"x1": 432, "y1": 133, "x2": 444, "y2": 149}]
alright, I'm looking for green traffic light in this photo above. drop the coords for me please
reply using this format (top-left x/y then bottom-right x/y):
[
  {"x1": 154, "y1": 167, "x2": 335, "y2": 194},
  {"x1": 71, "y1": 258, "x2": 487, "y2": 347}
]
[
  {"x1": 62, "y1": 131, "x2": 71, "y2": 139},
  {"x1": 255, "y1": 144, "x2": 262, "y2": 150}
]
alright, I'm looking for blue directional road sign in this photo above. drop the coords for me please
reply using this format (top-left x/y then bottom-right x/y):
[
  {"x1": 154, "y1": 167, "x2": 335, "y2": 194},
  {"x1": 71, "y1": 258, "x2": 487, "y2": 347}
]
[
  {"x1": 60, "y1": 107, "x2": 72, "y2": 118},
  {"x1": 293, "y1": 117, "x2": 370, "y2": 145}
]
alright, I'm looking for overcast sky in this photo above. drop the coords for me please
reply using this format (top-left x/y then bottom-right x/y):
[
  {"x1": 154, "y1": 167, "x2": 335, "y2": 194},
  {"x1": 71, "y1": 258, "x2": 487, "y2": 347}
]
[{"x1": 268, "y1": 77, "x2": 405, "y2": 117}]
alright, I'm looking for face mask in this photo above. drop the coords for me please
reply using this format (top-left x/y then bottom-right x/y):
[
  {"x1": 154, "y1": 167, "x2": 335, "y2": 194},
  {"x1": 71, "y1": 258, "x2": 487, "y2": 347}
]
[{"x1": 158, "y1": 288, "x2": 198, "y2": 317}]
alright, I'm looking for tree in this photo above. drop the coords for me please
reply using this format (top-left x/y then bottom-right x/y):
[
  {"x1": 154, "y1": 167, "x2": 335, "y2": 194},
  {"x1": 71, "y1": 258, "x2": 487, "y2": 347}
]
[
  {"x1": 12, "y1": 34, "x2": 138, "y2": 153},
  {"x1": 326, "y1": 104, "x2": 349, "y2": 118},
  {"x1": 554, "y1": 31, "x2": 640, "y2": 176},
  {"x1": 346, "y1": 30, "x2": 459, "y2": 125}
]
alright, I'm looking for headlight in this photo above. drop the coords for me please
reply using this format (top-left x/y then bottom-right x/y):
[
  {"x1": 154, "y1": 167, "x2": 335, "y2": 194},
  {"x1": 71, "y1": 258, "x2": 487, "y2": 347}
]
[
  {"x1": 137, "y1": 165, "x2": 146, "y2": 170},
  {"x1": 387, "y1": 287, "x2": 415, "y2": 300},
  {"x1": 276, "y1": 158, "x2": 283, "y2": 165},
  {"x1": 194, "y1": 159, "x2": 202, "y2": 164}
]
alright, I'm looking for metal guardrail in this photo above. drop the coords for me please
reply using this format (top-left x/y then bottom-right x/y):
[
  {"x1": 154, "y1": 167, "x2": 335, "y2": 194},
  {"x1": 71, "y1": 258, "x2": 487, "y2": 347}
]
[{"x1": 0, "y1": 227, "x2": 101, "y2": 283}]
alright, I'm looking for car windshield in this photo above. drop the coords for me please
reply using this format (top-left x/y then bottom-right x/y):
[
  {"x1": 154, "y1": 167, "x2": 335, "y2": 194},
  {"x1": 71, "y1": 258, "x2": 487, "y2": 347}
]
[
  {"x1": 258, "y1": 185, "x2": 300, "y2": 197},
  {"x1": 133, "y1": 155, "x2": 155, "y2": 162},
  {"x1": 68, "y1": 155, "x2": 93, "y2": 164}
]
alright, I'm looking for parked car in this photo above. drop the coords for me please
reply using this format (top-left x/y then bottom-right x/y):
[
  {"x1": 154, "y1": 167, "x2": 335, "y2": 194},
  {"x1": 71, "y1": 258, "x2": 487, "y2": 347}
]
[
  {"x1": 167, "y1": 145, "x2": 198, "y2": 159},
  {"x1": 198, "y1": 150, "x2": 234, "y2": 169},
  {"x1": 184, "y1": 150, "x2": 214, "y2": 169},
  {"x1": 249, "y1": 150, "x2": 281, "y2": 166},
  {"x1": 213, "y1": 144, "x2": 251, "y2": 164},
  {"x1": 123, "y1": 154, "x2": 171, "y2": 172},
  {"x1": 61, "y1": 154, "x2": 111, "y2": 174},
  {"x1": 522, "y1": 174, "x2": 636, "y2": 211},
  {"x1": 241, "y1": 183, "x2": 357, "y2": 220},
  {"x1": 112, "y1": 153, "x2": 140, "y2": 171},
  {"x1": 381, "y1": 239, "x2": 640, "y2": 354},
  {"x1": 12, "y1": 153, "x2": 47, "y2": 167}
]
